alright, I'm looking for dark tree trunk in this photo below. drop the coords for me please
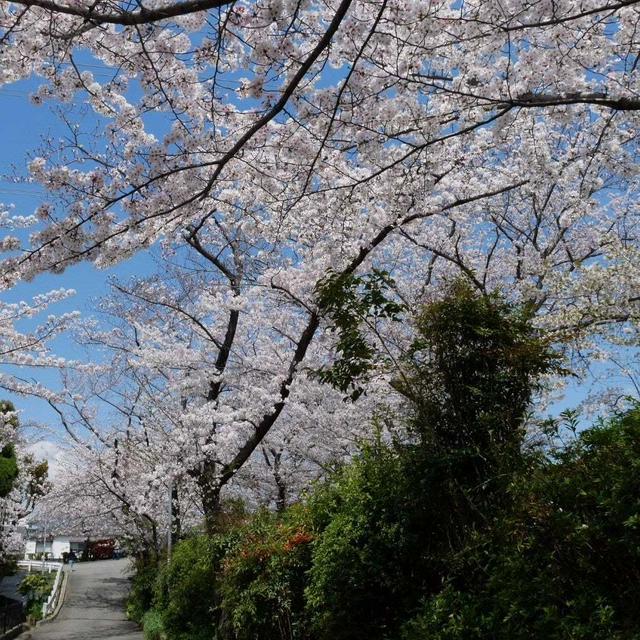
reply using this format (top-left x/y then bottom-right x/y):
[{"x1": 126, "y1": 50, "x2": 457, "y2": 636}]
[
  {"x1": 198, "y1": 461, "x2": 223, "y2": 534},
  {"x1": 170, "y1": 482, "x2": 181, "y2": 545}
]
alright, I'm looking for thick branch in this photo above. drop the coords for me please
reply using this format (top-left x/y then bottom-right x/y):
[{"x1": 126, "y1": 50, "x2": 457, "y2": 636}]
[
  {"x1": 14, "y1": 0, "x2": 235, "y2": 25},
  {"x1": 503, "y1": 0, "x2": 640, "y2": 31},
  {"x1": 207, "y1": 308, "x2": 239, "y2": 401},
  {"x1": 218, "y1": 311, "x2": 320, "y2": 485},
  {"x1": 511, "y1": 93, "x2": 640, "y2": 111}
]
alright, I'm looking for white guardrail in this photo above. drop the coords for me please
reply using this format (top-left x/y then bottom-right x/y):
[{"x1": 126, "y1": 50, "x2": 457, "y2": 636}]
[{"x1": 17, "y1": 560, "x2": 64, "y2": 619}]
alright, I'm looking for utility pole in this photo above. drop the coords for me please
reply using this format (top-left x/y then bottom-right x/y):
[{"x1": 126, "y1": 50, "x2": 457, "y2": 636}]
[{"x1": 41, "y1": 520, "x2": 47, "y2": 573}]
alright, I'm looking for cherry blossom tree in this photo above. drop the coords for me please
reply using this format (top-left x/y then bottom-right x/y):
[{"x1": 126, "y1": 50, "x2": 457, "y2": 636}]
[
  {"x1": 46, "y1": 259, "x2": 383, "y2": 530},
  {"x1": 35, "y1": 441, "x2": 177, "y2": 554},
  {"x1": 1, "y1": 402, "x2": 49, "y2": 561},
  {"x1": 0, "y1": 0, "x2": 639, "y2": 526},
  {"x1": 0, "y1": 207, "x2": 77, "y2": 396}
]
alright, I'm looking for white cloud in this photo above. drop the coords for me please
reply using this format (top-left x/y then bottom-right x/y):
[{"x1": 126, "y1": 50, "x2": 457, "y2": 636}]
[{"x1": 26, "y1": 440, "x2": 66, "y2": 482}]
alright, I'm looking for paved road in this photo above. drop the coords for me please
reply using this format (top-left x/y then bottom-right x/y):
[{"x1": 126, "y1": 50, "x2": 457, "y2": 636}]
[{"x1": 21, "y1": 559, "x2": 143, "y2": 640}]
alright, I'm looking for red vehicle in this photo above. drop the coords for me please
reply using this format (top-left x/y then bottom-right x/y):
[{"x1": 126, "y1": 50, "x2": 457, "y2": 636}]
[{"x1": 87, "y1": 539, "x2": 115, "y2": 560}]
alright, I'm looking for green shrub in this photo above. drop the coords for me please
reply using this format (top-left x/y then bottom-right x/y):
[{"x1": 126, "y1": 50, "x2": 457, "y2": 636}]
[
  {"x1": 26, "y1": 600, "x2": 44, "y2": 622},
  {"x1": 0, "y1": 443, "x2": 18, "y2": 498},
  {"x1": 143, "y1": 609, "x2": 165, "y2": 640},
  {"x1": 219, "y1": 505, "x2": 314, "y2": 640},
  {"x1": 19, "y1": 572, "x2": 54, "y2": 622},
  {"x1": 0, "y1": 401, "x2": 19, "y2": 499},
  {"x1": 399, "y1": 408, "x2": 640, "y2": 640},
  {"x1": 305, "y1": 285, "x2": 556, "y2": 640},
  {"x1": 125, "y1": 408, "x2": 640, "y2": 640},
  {"x1": 305, "y1": 444, "x2": 413, "y2": 640},
  {"x1": 305, "y1": 442, "x2": 466, "y2": 640},
  {"x1": 401, "y1": 281, "x2": 558, "y2": 502},
  {"x1": 153, "y1": 534, "x2": 236, "y2": 640},
  {"x1": 127, "y1": 557, "x2": 161, "y2": 623},
  {"x1": 19, "y1": 573, "x2": 53, "y2": 600}
]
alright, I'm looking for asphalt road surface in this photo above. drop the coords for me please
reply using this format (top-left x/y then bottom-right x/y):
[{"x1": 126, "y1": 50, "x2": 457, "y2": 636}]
[{"x1": 21, "y1": 559, "x2": 143, "y2": 640}]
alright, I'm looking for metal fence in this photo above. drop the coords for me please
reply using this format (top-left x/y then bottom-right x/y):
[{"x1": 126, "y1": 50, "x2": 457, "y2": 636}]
[{"x1": 0, "y1": 595, "x2": 25, "y2": 635}]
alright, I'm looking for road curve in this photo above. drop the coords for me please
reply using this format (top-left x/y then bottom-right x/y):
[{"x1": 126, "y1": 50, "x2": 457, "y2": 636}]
[{"x1": 21, "y1": 559, "x2": 143, "y2": 640}]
